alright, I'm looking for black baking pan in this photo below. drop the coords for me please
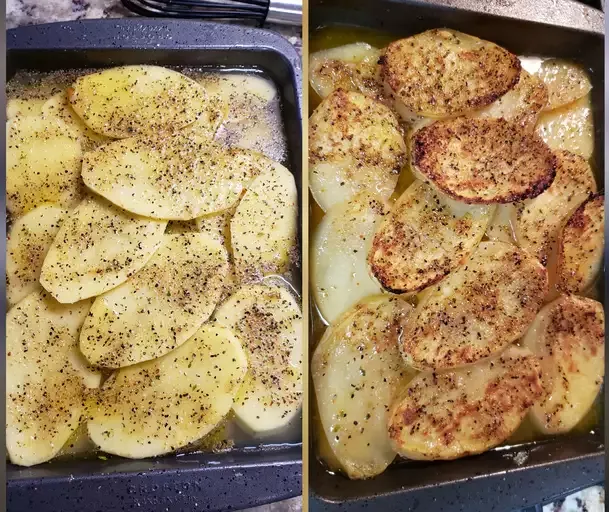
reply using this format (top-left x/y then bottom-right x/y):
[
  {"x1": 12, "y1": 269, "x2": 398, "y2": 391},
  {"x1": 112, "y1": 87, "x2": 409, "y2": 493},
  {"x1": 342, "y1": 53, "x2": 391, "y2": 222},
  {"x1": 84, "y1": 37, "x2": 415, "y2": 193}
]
[
  {"x1": 6, "y1": 19, "x2": 302, "y2": 512},
  {"x1": 308, "y1": 0, "x2": 605, "y2": 510}
]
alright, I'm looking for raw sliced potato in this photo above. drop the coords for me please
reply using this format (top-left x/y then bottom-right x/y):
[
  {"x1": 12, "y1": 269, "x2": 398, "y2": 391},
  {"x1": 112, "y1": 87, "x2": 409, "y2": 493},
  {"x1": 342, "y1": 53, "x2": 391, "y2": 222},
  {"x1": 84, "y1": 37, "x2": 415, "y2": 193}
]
[
  {"x1": 309, "y1": 89, "x2": 406, "y2": 212},
  {"x1": 82, "y1": 134, "x2": 266, "y2": 220},
  {"x1": 7, "y1": 204, "x2": 68, "y2": 307},
  {"x1": 536, "y1": 95, "x2": 594, "y2": 159},
  {"x1": 381, "y1": 29, "x2": 521, "y2": 119},
  {"x1": 214, "y1": 285, "x2": 302, "y2": 434},
  {"x1": 309, "y1": 43, "x2": 384, "y2": 100},
  {"x1": 312, "y1": 295, "x2": 414, "y2": 479},
  {"x1": 523, "y1": 295, "x2": 604, "y2": 434},
  {"x1": 485, "y1": 204, "x2": 517, "y2": 244},
  {"x1": 401, "y1": 242, "x2": 547, "y2": 370},
  {"x1": 7, "y1": 290, "x2": 100, "y2": 466},
  {"x1": 231, "y1": 162, "x2": 297, "y2": 281},
  {"x1": 388, "y1": 346, "x2": 543, "y2": 460},
  {"x1": 536, "y1": 59, "x2": 592, "y2": 111},
  {"x1": 68, "y1": 65, "x2": 216, "y2": 138},
  {"x1": 87, "y1": 324, "x2": 248, "y2": 458},
  {"x1": 473, "y1": 70, "x2": 548, "y2": 130},
  {"x1": 312, "y1": 192, "x2": 387, "y2": 324},
  {"x1": 7, "y1": 114, "x2": 84, "y2": 217},
  {"x1": 557, "y1": 194, "x2": 604, "y2": 294},
  {"x1": 40, "y1": 196, "x2": 167, "y2": 304},
  {"x1": 515, "y1": 150, "x2": 597, "y2": 265},
  {"x1": 368, "y1": 180, "x2": 494, "y2": 294},
  {"x1": 42, "y1": 91, "x2": 110, "y2": 148},
  {"x1": 166, "y1": 208, "x2": 233, "y2": 245},
  {"x1": 7, "y1": 97, "x2": 47, "y2": 119},
  {"x1": 80, "y1": 233, "x2": 229, "y2": 368},
  {"x1": 412, "y1": 117, "x2": 557, "y2": 204}
]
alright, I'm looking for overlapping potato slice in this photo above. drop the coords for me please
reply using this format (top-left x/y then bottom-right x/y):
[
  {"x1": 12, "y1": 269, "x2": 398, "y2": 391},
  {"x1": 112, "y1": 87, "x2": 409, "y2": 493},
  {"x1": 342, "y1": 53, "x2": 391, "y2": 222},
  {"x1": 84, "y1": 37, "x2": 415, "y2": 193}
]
[
  {"x1": 485, "y1": 204, "x2": 517, "y2": 244},
  {"x1": 82, "y1": 135, "x2": 266, "y2": 220},
  {"x1": 515, "y1": 150, "x2": 597, "y2": 265},
  {"x1": 312, "y1": 295, "x2": 413, "y2": 479},
  {"x1": 68, "y1": 65, "x2": 216, "y2": 138},
  {"x1": 309, "y1": 89, "x2": 406, "y2": 212},
  {"x1": 402, "y1": 242, "x2": 547, "y2": 370},
  {"x1": 7, "y1": 114, "x2": 84, "y2": 217},
  {"x1": 7, "y1": 290, "x2": 101, "y2": 466},
  {"x1": 80, "y1": 233, "x2": 229, "y2": 368},
  {"x1": 7, "y1": 204, "x2": 68, "y2": 307},
  {"x1": 388, "y1": 346, "x2": 543, "y2": 460},
  {"x1": 40, "y1": 196, "x2": 167, "y2": 303},
  {"x1": 368, "y1": 180, "x2": 494, "y2": 294},
  {"x1": 412, "y1": 117, "x2": 556, "y2": 204},
  {"x1": 312, "y1": 192, "x2": 387, "y2": 324},
  {"x1": 87, "y1": 324, "x2": 247, "y2": 458},
  {"x1": 381, "y1": 29, "x2": 521, "y2": 120},
  {"x1": 536, "y1": 95, "x2": 594, "y2": 159},
  {"x1": 536, "y1": 59, "x2": 592, "y2": 111},
  {"x1": 214, "y1": 285, "x2": 302, "y2": 434},
  {"x1": 7, "y1": 97, "x2": 47, "y2": 119},
  {"x1": 557, "y1": 194, "x2": 604, "y2": 294},
  {"x1": 523, "y1": 295, "x2": 604, "y2": 434},
  {"x1": 231, "y1": 162, "x2": 297, "y2": 281},
  {"x1": 473, "y1": 70, "x2": 548, "y2": 130},
  {"x1": 309, "y1": 43, "x2": 384, "y2": 100}
]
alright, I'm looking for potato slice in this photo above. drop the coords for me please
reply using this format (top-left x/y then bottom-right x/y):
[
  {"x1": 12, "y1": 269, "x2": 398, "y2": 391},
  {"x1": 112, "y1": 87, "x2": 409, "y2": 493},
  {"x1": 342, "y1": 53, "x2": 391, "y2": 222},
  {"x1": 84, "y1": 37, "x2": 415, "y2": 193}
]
[
  {"x1": 381, "y1": 29, "x2": 521, "y2": 119},
  {"x1": 312, "y1": 192, "x2": 387, "y2": 324},
  {"x1": 536, "y1": 95, "x2": 594, "y2": 159},
  {"x1": 557, "y1": 194, "x2": 604, "y2": 294},
  {"x1": 231, "y1": 162, "x2": 297, "y2": 281},
  {"x1": 82, "y1": 135, "x2": 265, "y2": 220},
  {"x1": 536, "y1": 59, "x2": 592, "y2": 111},
  {"x1": 388, "y1": 346, "x2": 543, "y2": 460},
  {"x1": 7, "y1": 97, "x2": 47, "y2": 119},
  {"x1": 402, "y1": 242, "x2": 547, "y2": 370},
  {"x1": 80, "y1": 233, "x2": 229, "y2": 368},
  {"x1": 7, "y1": 290, "x2": 100, "y2": 466},
  {"x1": 214, "y1": 285, "x2": 302, "y2": 434},
  {"x1": 485, "y1": 204, "x2": 517, "y2": 244},
  {"x1": 412, "y1": 117, "x2": 556, "y2": 204},
  {"x1": 68, "y1": 65, "x2": 216, "y2": 138},
  {"x1": 7, "y1": 204, "x2": 68, "y2": 307},
  {"x1": 87, "y1": 324, "x2": 248, "y2": 458},
  {"x1": 42, "y1": 91, "x2": 110, "y2": 149},
  {"x1": 7, "y1": 114, "x2": 84, "y2": 217},
  {"x1": 40, "y1": 196, "x2": 167, "y2": 304},
  {"x1": 473, "y1": 70, "x2": 548, "y2": 130},
  {"x1": 309, "y1": 89, "x2": 406, "y2": 212},
  {"x1": 515, "y1": 150, "x2": 597, "y2": 265},
  {"x1": 309, "y1": 43, "x2": 384, "y2": 100},
  {"x1": 369, "y1": 180, "x2": 494, "y2": 294},
  {"x1": 523, "y1": 296, "x2": 604, "y2": 434},
  {"x1": 312, "y1": 295, "x2": 413, "y2": 479}
]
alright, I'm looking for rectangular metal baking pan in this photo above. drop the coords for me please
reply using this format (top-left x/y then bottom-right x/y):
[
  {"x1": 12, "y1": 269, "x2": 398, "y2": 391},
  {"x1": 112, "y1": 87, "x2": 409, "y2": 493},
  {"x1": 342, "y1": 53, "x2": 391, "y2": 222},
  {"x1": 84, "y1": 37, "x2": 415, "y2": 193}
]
[
  {"x1": 6, "y1": 18, "x2": 302, "y2": 512},
  {"x1": 309, "y1": 0, "x2": 605, "y2": 510}
]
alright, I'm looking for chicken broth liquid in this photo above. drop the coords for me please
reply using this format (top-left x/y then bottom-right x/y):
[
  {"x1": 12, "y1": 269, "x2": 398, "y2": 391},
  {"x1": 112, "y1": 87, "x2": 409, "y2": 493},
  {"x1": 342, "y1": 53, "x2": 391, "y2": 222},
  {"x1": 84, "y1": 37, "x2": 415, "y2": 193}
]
[
  {"x1": 309, "y1": 26, "x2": 601, "y2": 475},
  {"x1": 7, "y1": 68, "x2": 301, "y2": 461}
]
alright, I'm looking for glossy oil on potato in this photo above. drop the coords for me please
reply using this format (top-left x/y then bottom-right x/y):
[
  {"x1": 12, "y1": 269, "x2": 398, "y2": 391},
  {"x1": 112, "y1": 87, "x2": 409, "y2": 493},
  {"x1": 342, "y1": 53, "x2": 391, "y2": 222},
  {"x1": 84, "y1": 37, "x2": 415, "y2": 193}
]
[
  {"x1": 536, "y1": 59, "x2": 592, "y2": 111},
  {"x1": 388, "y1": 346, "x2": 543, "y2": 460},
  {"x1": 401, "y1": 242, "x2": 547, "y2": 370}
]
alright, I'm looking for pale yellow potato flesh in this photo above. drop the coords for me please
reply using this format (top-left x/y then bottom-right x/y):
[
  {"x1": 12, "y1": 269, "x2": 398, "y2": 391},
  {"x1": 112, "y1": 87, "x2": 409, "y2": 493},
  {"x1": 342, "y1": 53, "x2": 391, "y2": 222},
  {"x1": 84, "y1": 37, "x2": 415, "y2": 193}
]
[
  {"x1": 523, "y1": 295, "x2": 604, "y2": 434},
  {"x1": 68, "y1": 65, "x2": 217, "y2": 138},
  {"x1": 214, "y1": 285, "x2": 302, "y2": 434},
  {"x1": 312, "y1": 295, "x2": 414, "y2": 480},
  {"x1": 7, "y1": 114, "x2": 84, "y2": 217},
  {"x1": 312, "y1": 192, "x2": 387, "y2": 324},
  {"x1": 81, "y1": 135, "x2": 266, "y2": 220},
  {"x1": 7, "y1": 204, "x2": 68, "y2": 307},
  {"x1": 87, "y1": 324, "x2": 248, "y2": 458},
  {"x1": 485, "y1": 204, "x2": 517, "y2": 244},
  {"x1": 388, "y1": 346, "x2": 543, "y2": 460},
  {"x1": 536, "y1": 59, "x2": 592, "y2": 111},
  {"x1": 7, "y1": 97, "x2": 47, "y2": 119},
  {"x1": 40, "y1": 196, "x2": 167, "y2": 303},
  {"x1": 80, "y1": 233, "x2": 229, "y2": 368},
  {"x1": 7, "y1": 290, "x2": 100, "y2": 466}
]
